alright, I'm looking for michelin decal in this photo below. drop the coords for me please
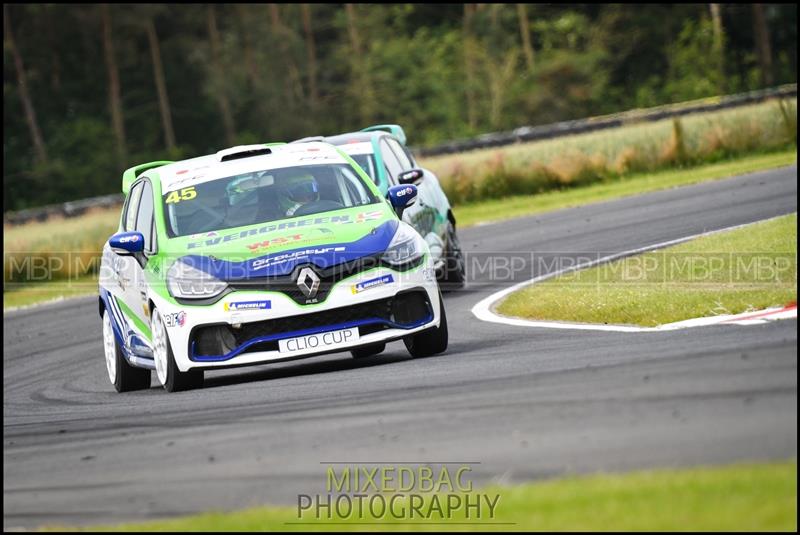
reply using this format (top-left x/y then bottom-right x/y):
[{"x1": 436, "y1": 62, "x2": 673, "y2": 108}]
[
  {"x1": 224, "y1": 300, "x2": 272, "y2": 312},
  {"x1": 352, "y1": 274, "x2": 394, "y2": 294}
]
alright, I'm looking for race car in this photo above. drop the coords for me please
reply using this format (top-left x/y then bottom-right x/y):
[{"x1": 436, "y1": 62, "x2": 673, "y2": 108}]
[
  {"x1": 292, "y1": 125, "x2": 465, "y2": 288},
  {"x1": 99, "y1": 141, "x2": 448, "y2": 393}
]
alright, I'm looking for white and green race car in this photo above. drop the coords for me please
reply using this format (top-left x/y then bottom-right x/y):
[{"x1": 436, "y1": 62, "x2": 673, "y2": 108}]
[{"x1": 99, "y1": 142, "x2": 448, "y2": 393}]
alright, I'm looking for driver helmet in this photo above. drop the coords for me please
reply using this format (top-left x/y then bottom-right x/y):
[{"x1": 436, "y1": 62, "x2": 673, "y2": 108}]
[{"x1": 279, "y1": 171, "x2": 319, "y2": 216}]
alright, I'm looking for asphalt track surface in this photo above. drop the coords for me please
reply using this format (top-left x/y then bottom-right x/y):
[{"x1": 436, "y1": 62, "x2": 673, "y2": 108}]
[{"x1": 4, "y1": 166, "x2": 797, "y2": 529}]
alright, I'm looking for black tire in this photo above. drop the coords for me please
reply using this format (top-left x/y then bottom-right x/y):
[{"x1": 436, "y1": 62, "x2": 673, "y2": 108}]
[
  {"x1": 151, "y1": 306, "x2": 204, "y2": 393},
  {"x1": 116, "y1": 355, "x2": 152, "y2": 393},
  {"x1": 404, "y1": 292, "x2": 448, "y2": 358},
  {"x1": 440, "y1": 219, "x2": 465, "y2": 290},
  {"x1": 114, "y1": 350, "x2": 152, "y2": 392},
  {"x1": 164, "y1": 341, "x2": 204, "y2": 393},
  {"x1": 351, "y1": 342, "x2": 386, "y2": 359}
]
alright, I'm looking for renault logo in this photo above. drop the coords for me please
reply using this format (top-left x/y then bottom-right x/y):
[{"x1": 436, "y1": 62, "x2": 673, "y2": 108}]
[{"x1": 296, "y1": 266, "x2": 320, "y2": 298}]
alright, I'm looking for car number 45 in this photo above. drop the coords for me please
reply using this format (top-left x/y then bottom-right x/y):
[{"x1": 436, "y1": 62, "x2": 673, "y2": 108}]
[{"x1": 165, "y1": 187, "x2": 197, "y2": 204}]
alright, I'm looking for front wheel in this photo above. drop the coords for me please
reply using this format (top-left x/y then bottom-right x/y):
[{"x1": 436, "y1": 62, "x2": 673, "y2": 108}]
[
  {"x1": 151, "y1": 307, "x2": 203, "y2": 392},
  {"x1": 440, "y1": 220, "x2": 465, "y2": 290},
  {"x1": 404, "y1": 291, "x2": 448, "y2": 358},
  {"x1": 102, "y1": 310, "x2": 151, "y2": 392}
]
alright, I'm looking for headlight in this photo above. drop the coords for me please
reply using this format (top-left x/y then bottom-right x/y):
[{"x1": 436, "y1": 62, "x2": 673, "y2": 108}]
[
  {"x1": 167, "y1": 260, "x2": 228, "y2": 299},
  {"x1": 381, "y1": 224, "x2": 425, "y2": 267}
]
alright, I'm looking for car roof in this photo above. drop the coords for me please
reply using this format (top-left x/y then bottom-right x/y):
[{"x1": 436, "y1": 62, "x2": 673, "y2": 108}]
[
  {"x1": 150, "y1": 142, "x2": 349, "y2": 193},
  {"x1": 323, "y1": 131, "x2": 382, "y2": 145}
]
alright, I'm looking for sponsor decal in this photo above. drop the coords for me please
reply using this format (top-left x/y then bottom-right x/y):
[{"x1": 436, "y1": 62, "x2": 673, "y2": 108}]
[
  {"x1": 251, "y1": 246, "x2": 346, "y2": 271},
  {"x1": 351, "y1": 210, "x2": 384, "y2": 224},
  {"x1": 247, "y1": 234, "x2": 305, "y2": 252},
  {"x1": 351, "y1": 274, "x2": 394, "y2": 294},
  {"x1": 224, "y1": 300, "x2": 271, "y2": 312},
  {"x1": 298, "y1": 154, "x2": 338, "y2": 161},
  {"x1": 396, "y1": 186, "x2": 415, "y2": 197},
  {"x1": 186, "y1": 211, "x2": 384, "y2": 249},
  {"x1": 422, "y1": 267, "x2": 436, "y2": 281},
  {"x1": 190, "y1": 231, "x2": 219, "y2": 239},
  {"x1": 168, "y1": 167, "x2": 210, "y2": 188},
  {"x1": 163, "y1": 311, "x2": 187, "y2": 327},
  {"x1": 279, "y1": 327, "x2": 358, "y2": 353},
  {"x1": 119, "y1": 234, "x2": 140, "y2": 244}
]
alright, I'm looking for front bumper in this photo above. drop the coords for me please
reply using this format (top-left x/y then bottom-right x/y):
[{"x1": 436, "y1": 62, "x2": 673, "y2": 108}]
[{"x1": 152, "y1": 265, "x2": 441, "y2": 371}]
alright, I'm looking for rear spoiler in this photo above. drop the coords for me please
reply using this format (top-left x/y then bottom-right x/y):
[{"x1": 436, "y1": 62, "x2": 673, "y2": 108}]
[
  {"x1": 361, "y1": 124, "x2": 407, "y2": 146},
  {"x1": 122, "y1": 161, "x2": 173, "y2": 195}
]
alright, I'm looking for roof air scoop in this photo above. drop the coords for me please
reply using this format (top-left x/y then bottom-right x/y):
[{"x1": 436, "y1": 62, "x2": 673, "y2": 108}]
[{"x1": 216, "y1": 144, "x2": 273, "y2": 162}]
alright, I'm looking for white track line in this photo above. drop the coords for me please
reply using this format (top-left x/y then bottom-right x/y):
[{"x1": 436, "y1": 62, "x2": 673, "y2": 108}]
[{"x1": 471, "y1": 214, "x2": 797, "y2": 332}]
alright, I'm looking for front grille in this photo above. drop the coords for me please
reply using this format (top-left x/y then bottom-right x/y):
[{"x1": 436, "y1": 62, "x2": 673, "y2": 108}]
[
  {"x1": 190, "y1": 288, "x2": 432, "y2": 359},
  {"x1": 227, "y1": 255, "x2": 425, "y2": 306},
  {"x1": 234, "y1": 297, "x2": 394, "y2": 345},
  {"x1": 229, "y1": 255, "x2": 383, "y2": 305}
]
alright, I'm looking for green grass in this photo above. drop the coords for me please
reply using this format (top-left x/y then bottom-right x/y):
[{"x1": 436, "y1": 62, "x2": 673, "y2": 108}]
[
  {"x1": 497, "y1": 214, "x2": 797, "y2": 327},
  {"x1": 421, "y1": 100, "x2": 796, "y2": 174},
  {"x1": 3, "y1": 207, "x2": 121, "y2": 253},
  {"x1": 45, "y1": 461, "x2": 797, "y2": 531},
  {"x1": 3, "y1": 206, "x2": 119, "y2": 309},
  {"x1": 453, "y1": 150, "x2": 796, "y2": 227},
  {"x1": 3, "y1": 274, "x2": 98, "y2": 310}
]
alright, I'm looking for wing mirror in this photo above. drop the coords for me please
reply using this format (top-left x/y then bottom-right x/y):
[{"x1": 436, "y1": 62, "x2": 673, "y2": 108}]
[
  {"x1": 109, "y1": 231, "x2": 145, "y2": 256},
  {"x1": 397, "y1": 168, "x2": 424, "y2": 186},
  {"x1": 387, "y1": 184, "x2": 418, "y2": 219}
]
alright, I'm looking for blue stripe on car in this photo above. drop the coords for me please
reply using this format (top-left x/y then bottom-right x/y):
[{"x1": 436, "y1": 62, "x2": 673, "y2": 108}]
[
  {"x1": 101, "y1": 288, "x2": 155, "y2": 366},
  {"x1": 109, "y1": 294, "x2": 127, "y2": 332},
  {"x1": 100, "y1": 288, "x2": 126, "y2": 346},
  {"x1": 181, "y1": 219, "x2": 398, "y2": 280}
]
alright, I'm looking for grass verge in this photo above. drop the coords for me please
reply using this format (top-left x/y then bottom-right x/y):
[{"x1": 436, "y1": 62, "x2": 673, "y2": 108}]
[
  {"x1": 3, "y1": 274, "x2": 98, "y2": 311},
  {"x1": 422, "y1": 99, "x2": 796, "y2": 206},
  {"x1": 453, "y1": 149, "x2": 796, "y2": 228},
  {"x1": 497, "y1": 213, "x2": 797, "y2": 327},
  {"x1": 45, "y1": 461, "x2": 797, "y2": 531}
]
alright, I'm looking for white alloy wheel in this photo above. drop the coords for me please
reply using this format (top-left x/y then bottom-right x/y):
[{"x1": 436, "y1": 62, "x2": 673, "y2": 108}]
[
  {"x1": 102, "y1": 311, "x2": 118, "y2": 384},
  {"x1": 151, "y1": 309, "x2": 169, "y2": 386}
]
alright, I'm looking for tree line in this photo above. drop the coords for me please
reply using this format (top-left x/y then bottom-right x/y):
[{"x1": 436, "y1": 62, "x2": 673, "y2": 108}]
[{"x1": 3, "y1": 3, "x2": 796, "y2": 212}]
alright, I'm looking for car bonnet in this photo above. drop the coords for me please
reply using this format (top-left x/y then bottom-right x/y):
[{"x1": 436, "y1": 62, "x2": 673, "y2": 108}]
[{"x1": 161, "y1": 203, "x2": 399, "y2": 280}]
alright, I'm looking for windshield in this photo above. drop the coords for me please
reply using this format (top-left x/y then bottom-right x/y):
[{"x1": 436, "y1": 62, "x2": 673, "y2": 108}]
[
  {"x1": 348, "y1": 154, "x2": 378, "y2": 184},
  {"x1": 162, "y1": 163, "x2": 379, "y2": 238}
]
